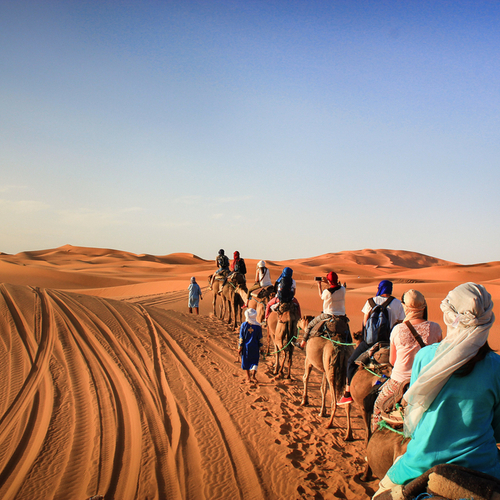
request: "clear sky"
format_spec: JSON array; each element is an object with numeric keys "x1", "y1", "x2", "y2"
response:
[{"x1": 1, "y1": 1, "x2": 499, "y2": 264}]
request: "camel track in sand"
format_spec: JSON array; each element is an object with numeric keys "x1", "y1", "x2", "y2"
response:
[{"x1": 0, "y1": 284, "x2": 376, "y2": 499}]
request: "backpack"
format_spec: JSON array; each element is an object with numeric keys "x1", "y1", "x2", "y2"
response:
[
  {"x1": 277, "y1": 276, "x2": 294, "y2": 303},
  {"x1": 363, "y1": 296, "x2": 395, "y2": 345},
  {"x1": 218, "y1": 254, "x2": 229, "y2": 269}
]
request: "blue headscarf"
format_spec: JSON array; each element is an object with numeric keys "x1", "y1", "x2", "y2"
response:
[
  {"x1": 377, "y1": 280, "x2": 393, "y2": 296},
  {"x1": 277, "y1": 267, "x2": 293, "y2": 283}
]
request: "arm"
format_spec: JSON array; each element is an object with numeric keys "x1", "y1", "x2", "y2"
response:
[
  {"x1": 389, "y1": 336, "x2": 397, "y2": 366},
  {"x1": 317, "y1": 281, "x2": 323, "y2": 298}
]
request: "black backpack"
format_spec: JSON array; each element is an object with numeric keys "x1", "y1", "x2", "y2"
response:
[
  {"x1": 363, "y1": 296, "x2": 394, "y2": 345},
  {"x1": 277, "y1": 276, "x2": 294, "y2": 303},
  {"x1": 218, "y1": 254, "x2": 229, "y2": 268}
]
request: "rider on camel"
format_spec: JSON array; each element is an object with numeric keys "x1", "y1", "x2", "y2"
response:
[
  {"x1": 265, "y1": 267, "x2": 301, "y2": 318},
  {"x1": 245, "y1": 260, "x2": 273, "y2": 308},
  {"x1": 338, "y1": 279, "x2": 405, "y2": 405},
  {"x1": 220, "y1": 251, "x2": 247, "y2": 292},
  {"x1": 298, "y1": 271, "x2": 349, "y2": 349},
  {"x1": 208, "y1": 249, "x2": 230, "y2": 290}
]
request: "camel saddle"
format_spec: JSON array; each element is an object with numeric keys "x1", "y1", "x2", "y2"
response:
[
  {"x1": 251, "y1": 285, "x2": 275, "y2": 300},
  {"x1": 309, "y1": 315, "x2": 350, "y2": 343},
  {"x1": 355, "y1": 342, "x2": 391, "y2": 370},
  {"x1": 377, "y1": 464, "x2": 500, "y2": 500},
  {"x1": 214, "y1": 269, "x2": 230, "y2": 280}
]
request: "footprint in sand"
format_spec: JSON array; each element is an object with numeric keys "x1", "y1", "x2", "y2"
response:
[{"x1": 279, "y1": 422, "x2": 292, "y2": 435}]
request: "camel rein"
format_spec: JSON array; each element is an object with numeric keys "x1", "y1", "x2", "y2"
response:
[
  {"x1": 268, "y1": 333, "x2": 298, "y2": 355},
  {"x1": 320, "y1": 335, "x2": 356, "y2": 347}
]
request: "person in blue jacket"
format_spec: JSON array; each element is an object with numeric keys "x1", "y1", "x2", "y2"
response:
[{"x1": 373, "y1": 282, "x2": 500, "y2": 498}]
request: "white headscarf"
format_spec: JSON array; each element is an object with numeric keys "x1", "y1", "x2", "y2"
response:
[
  {"x1": 403, "y1": 282, "x2": 494, "y2": 437},
  {"x1": 245, "y1": 308, "x2": 260, "y2": 326}
]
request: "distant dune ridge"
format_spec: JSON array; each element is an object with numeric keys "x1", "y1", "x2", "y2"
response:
[{"x1": 0, "y1": 245, "x2": 499, "y2": 499}]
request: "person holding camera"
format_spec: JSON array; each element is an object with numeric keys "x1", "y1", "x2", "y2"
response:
[{"x1": 298, "y1": 272, "x2": 348, "y2": 349}]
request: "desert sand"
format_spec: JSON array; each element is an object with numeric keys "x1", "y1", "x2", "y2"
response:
[{"x1": 0, "y1": 245, "x2": 499, "y2": 500}]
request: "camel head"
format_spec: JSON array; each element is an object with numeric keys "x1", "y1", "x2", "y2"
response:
[{"x1": 297, "y1": 315, "x2": 314, "y2": 333}]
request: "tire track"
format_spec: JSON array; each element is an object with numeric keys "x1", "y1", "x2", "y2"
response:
[{"x1": 146, "y1": 309, "x2": 266, "y2": 500}]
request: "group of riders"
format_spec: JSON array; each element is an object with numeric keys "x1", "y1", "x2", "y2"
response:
[{"x1": 208, "y1": 249, "x2": 500, "y2": 499}]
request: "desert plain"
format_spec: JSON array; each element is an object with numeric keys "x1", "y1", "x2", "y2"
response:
[{"x1": 0, "y1": 244, "x2": 499, "y2": 500}]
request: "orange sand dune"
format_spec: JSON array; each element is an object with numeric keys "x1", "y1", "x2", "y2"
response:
[{"x1": 1, "y1": 245, "x2": 500, "y2": 499}]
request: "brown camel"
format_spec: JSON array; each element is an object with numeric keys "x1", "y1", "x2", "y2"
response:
[
  {"x1": 219, "y1": 272, "x2": 247, "y2": 330},
  {"x1": 239, "y1": 285, "x2": 275, "y2": 325},
  {"x1": 266, "y1": 302, "x2": 299, "y2": 379},
  {"x1": 345, "y1": 346, "x2": 392, "y2": 444},
  {"x1": 343, "y1": 345, "x2": 393, "y2": 481},
  {"x1": 208, "y1": 273, "x2": 226, "y2": 318},
  {"x1": 299, "y1": 317, "x2": 354, "y2": 429}
]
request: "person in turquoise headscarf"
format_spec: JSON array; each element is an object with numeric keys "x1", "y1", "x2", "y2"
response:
[{"x1": 373, "y1": 282, "x2": 500, "y2": 499}]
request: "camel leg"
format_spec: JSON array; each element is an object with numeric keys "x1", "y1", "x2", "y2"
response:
[
  {"x1": 286, "y1": 350, "x2": 293, "y2": 379},
  {"x1": 300, "y1": 360, "x2": 313, "y2": 406},
  {"x1": 344, "y1": 402, "x2": 353, "y2": 441},
  {"x1": 325, "y1": 372, "x2": 337, "y2": 428},
  {"x1": 319, "y1": 374, "x2": 327, "y2": 418},
  {"x1": 273, "y1": 349, "x2": 280, "y2": 376}
]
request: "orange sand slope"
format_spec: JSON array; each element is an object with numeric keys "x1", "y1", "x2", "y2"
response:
[{"x1": 1, "y1": 245, "x2": 500, "y2": 500}]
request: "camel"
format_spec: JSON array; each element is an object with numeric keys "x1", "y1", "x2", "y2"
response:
[
  {"x1": 219, "y1": 272, "x2": 247, "y2": 330},
  {"x1": 208, "y1": 273, "x2": 227, "y2": 318},
  {"x1": 238, "y1": 285, "x2": 275, "y2": 326},
  {"x1": 345, "y1": 345, "x2": 392, "y2": 444},
  {"x1": 339, "y1": 344, "x2": 396, "y2": 482},
  {"x1": 299, "y1": 316, "x2": 354, "y2": 429},
  {"x1": 266, "y1": 302, "x2": 299, "y2": 379}
]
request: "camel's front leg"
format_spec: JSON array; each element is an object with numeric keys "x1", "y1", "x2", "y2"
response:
[
  {"x1": 286, "y1": 350, "x2": 293, "y2": 379},
  {"x1": 344, "y1": 402, "x2": 353, "y2": 441},
  {"x1": 273, "y1": 349, "x2": 280, "y2": 376}
]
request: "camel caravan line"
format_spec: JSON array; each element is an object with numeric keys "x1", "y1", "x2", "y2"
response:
[{"x1": 206, "y1": 258, "x2": 500, "y2": 499}]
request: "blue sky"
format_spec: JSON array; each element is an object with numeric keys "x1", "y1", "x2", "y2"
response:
[{"x1": 1, "y1": 1, "x2": 499, "y2": 264}]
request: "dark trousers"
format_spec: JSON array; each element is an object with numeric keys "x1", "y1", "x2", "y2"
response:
[{"x1": 347, "y1": 340, "x2": 371, "y2": 385}]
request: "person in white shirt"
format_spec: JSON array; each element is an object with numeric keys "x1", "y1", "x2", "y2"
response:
[
  {"x1": 299, "y1": 272, "x2": 349, "y2": 349},
  {"x1": 245, "y1": 260, "x2": 273, "y2": 308}
]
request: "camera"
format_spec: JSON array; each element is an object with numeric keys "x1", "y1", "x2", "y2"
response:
[{"x1": 314, "y1": 277, "x2": 322, "y2": 281}]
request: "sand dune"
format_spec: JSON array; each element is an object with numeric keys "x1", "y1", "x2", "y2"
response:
[{"x1": 0, "y1": 245, "x2": 499, "y2": 499}]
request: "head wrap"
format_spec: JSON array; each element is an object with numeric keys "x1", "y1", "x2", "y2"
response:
[
  {"x1": 403, "y1": 283, "x2": 494, "y2": 437},
  {"x1": 402, "y1": 289, "x2": 426, "y2": 321},
  {"x1": 258, "y1": 260, "x2": 266, "y2": 268},
  {"x1": 190, "y1": 277, "x2": 196, "y2": 283},
  {"x1": 327, "y1": 272, "x2": 338, "y2": 286},
  {"x1": 234, "y1": 251, "x2": 240, "y2": 259},
  {"x1": 277, "y1": 267, "x2": 293, "y2": 283},
  {"x1": 245, "y1": 308, "x2": 260, "y2": 325},
  {"x1": 377, "y1": 280, "x2": 393, "y2": 296}
]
